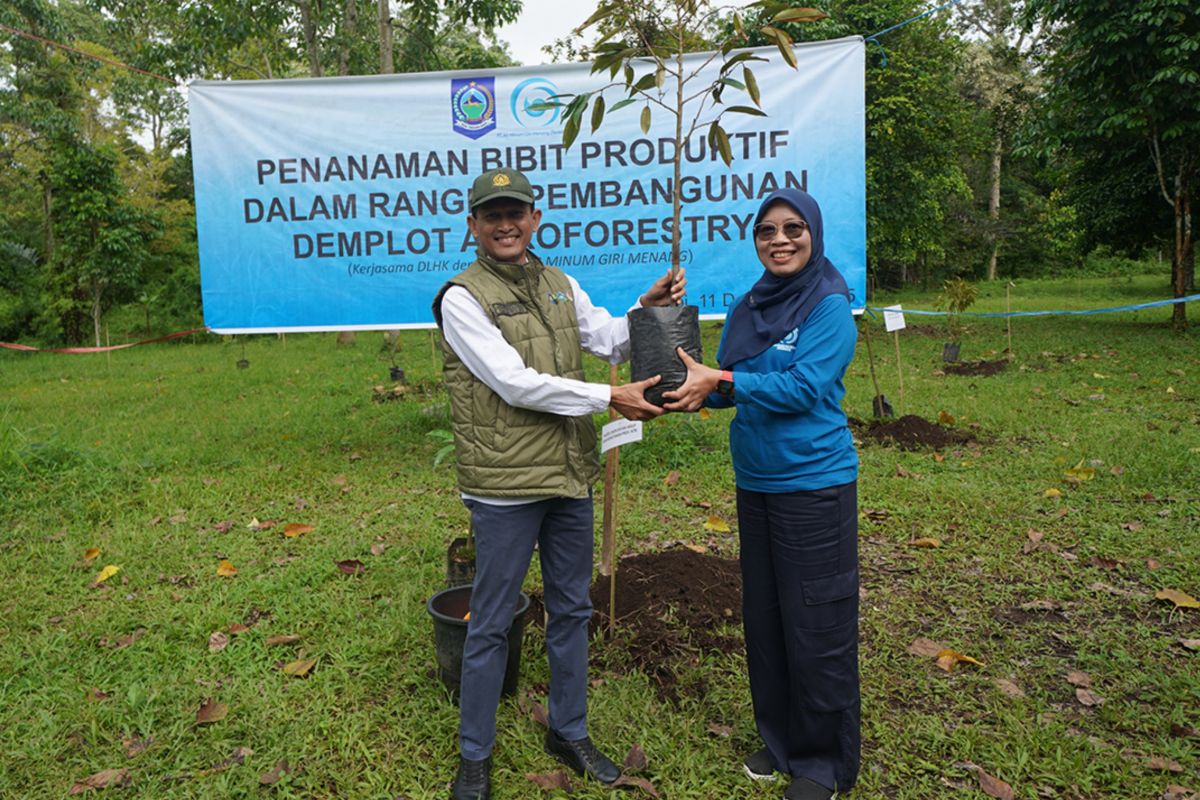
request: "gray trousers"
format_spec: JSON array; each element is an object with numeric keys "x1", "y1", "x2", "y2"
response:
[{"x1": 459, "y1": 496, "x2": 594, "y2": 760}]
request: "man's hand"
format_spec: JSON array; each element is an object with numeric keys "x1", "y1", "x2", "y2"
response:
[
  {"x1": 639, "y1": 267, "x2": 688, "y2": 307},
  {"x1": 610, "y1": 375, "x2": 665, "y2": 420},
  {"x1": 662, "y1": 348, "x2": 722, "y2": 412}
]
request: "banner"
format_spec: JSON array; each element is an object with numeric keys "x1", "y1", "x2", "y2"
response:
[{"x1": 189, "y1": 37, "x2": 865, "y2": 333}]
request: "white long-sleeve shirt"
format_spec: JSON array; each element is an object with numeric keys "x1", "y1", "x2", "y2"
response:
[{"x1": 439, "y1": 273, "x2": 637, "y2": 503}]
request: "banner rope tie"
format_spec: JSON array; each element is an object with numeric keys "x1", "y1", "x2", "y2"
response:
[{"x1": 864, "y1": 0, "x2": 967, "y2": 66}]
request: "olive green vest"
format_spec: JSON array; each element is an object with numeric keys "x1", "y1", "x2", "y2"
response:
[{"x1": 434, "y1": 251, "x2": 601, "y2": 498}]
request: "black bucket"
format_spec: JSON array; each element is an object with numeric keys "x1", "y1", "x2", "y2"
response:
[
  {"x1": 628, "y1": 305, "x2": 703, "y2": 407},
  {"x1": 427, "y1": 585, "x2": 530, "y2": 699}
]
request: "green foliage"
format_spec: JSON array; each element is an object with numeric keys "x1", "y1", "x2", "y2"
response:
[{"x1": 934, "y1": 276, "x2": 978, "y2": 340}]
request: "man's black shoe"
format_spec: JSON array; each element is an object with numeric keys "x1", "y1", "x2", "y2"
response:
[
  {"x1": 451, "y1": 755, "x2": 491, "y2": 800},
  {"x1": 544, "y1": 729, "x2": 620, "y2": 785}
]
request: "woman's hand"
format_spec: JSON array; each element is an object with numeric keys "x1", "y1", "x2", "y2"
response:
[
  {"x1": 662, "y1": 348, "x2": 722, "y2": 412},
  {"x1": 610, "y1": 375, "x2": 665, "y2": 420},
  {"x1": 639, "y1": 267, "x2": 687, "y2": 307}
]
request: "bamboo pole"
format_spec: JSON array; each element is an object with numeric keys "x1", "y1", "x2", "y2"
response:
[
  {"x1": 600, "y1": 364, "x2": 620, "y2": 636},
  {"x1": 893, "y1": 330, "x2": 904, "y2": 415}
]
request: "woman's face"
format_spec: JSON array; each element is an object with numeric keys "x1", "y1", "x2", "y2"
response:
[{"x1": 754, "y1": 202, "x2": 812, "y2": 278}]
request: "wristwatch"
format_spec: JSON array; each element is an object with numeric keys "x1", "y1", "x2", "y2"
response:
[{"x1": 715, "y1": 370, "x2": 735, "y2": 398}]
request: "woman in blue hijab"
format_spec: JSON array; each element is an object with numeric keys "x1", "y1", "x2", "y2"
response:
[{"x1": 664, "y1": 189, "x2": 859, "y2": 800}]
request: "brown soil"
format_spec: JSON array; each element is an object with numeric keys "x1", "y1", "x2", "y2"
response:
[
  {"x1": 944, "y1": 359, "x2": 1009, "y2": 377},
  {"x1": 528, "y1": 549, "x2": 744, "y2": 701},
  {"x1": 853, "y1": 414, "x2": 976, "y2": 451}
]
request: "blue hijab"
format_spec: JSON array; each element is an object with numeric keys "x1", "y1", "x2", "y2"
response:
[{"x1": 717, "y1": 188, "x2": 850, "y2": 369}]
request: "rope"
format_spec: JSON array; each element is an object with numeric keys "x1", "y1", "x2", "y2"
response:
[
  {"x1": 0, "y1": 328, "x2": 208, "y2": 354},
  {"x1": 865, "y1": 293, "x2": 1200, "y2": 319},
  {"x1": 0, "y1": 22, "x2": 178, "y2": 85},
  {"x1": 864, "y1": 0, "x2": 967, "y2": 66}
]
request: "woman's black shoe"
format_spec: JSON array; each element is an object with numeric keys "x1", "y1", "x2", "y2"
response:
[
  {"x1": 544, "y1": 729, "x2": 620, "y2": 785},
  {"x1": 784, "y1": 776, "x2": 834, "y2": 800},
  {"x1": 451, "y1": 755, "x2": 491, "y2": 800}
]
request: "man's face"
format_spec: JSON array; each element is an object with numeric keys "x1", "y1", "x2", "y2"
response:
[{"x1": 468, "y1": 199, "x2": 541, "y2": 263}]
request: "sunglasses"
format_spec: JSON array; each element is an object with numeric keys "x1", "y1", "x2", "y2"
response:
[{"x1": 753, "y1": 220, "x2": 809, "y2": 241}]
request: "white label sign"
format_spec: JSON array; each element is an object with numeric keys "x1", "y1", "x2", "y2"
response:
[
  {"x1": 883, "y1": 304, "x2": 906, "y2": 333},
  {"x1": 600, "y1": 419, "x2": 643, "y2": 454}
]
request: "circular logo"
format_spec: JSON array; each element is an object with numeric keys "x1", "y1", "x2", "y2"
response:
[
  {"x1": 453, "y1": 81, "x2": 496, "y2": 132},
  {"x1": 510, "y1": 77, "x2": 561, "y2": 129}
]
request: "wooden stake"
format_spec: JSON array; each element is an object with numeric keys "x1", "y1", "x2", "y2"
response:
[
  {"x1": 893, "y1": 330, "x2": 904, "y2": 414},
  {"x1": 104, "y1": 323, "x2": 111, "y2": 369},
  {"x1": 601, "y1": 364, "x2": 620, "y2": 636},
  {"x1": 1005, "y1": 282, "x2": 1014, "y2": 360}
]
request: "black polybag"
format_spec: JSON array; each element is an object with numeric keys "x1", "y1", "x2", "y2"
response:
[{"x1": 628, "y1": 305, "x2": 703, "y2": 407}]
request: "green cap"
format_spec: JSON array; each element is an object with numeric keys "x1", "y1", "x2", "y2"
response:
[{"x1": 468, "y1": 168, "x2": 535, "y2": 210}]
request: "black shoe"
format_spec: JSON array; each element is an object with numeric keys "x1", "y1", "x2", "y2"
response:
[
  {"x1": 784, "y1": 776, "x2": 834, "y2": 800},
  {"x1": 451, "y1": 756, "x2": 491, "y2": 800},
  {"x1": 743, "y1": 747, "x2": 778, "y2": 782},
  {"x1": 544, "y1": 729, "x2": 620, "y2": 785}
]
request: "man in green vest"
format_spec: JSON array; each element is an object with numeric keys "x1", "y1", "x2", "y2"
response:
[{"x1": 433, "y1": 167, "x2": 685, "y2": 800}]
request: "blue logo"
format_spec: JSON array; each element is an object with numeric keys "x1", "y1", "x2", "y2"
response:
[
  {"x1": 510, "y1": 77, "x2": 561, "y2": 129},
  {"x1": 774, "y1": 328, "x2": 799, "y2": 352},
  {"x1": 548, "y1": 290, "x2": 571, "y2": 305},
  {"x1": 451, "y1": 78, "x2": 496, "y2": 140}
]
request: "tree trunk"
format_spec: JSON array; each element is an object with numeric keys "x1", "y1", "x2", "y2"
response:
[
  {"x1": 378, "y1": 0, "x2": 393, "y2": 74},
  {"x1": 42, "y1": 178, "x2": 55, "y2": 261},
  {"x1": 299, "y1": 0, "x2": 323, "y2": 77},
  {"x1": 987, "y1": 131, "x2": 1002, "y2": 281},
  {"x1": 1172, "y1": 184, "x2": 1189, "y2": 328},
  {"x1": 338, "y1": 0, "x2": 358, "y2": 76},
  {"x1": 92, "y1": 282, "x2": 103, "y2": 347}
]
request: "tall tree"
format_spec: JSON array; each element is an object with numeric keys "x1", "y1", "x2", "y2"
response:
[{"x1": 1026, "y1": 0, "x2": 1199, "y2": 325}]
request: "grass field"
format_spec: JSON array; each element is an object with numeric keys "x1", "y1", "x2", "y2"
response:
[{"x1": 1, "y1": 272, "x2": 1197, "y2": 799}]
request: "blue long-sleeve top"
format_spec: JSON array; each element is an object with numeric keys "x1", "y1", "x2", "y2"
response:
[{"x1": 708, "y1": 293, "x2": 859, "y2": 492}]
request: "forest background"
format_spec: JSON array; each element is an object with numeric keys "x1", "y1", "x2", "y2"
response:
[{"x1": 1, "y1": 0, "x2": 1198, "y2": 346}]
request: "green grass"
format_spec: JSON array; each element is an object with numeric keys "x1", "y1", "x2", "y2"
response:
[{"x1": 1, "y1": 272, "x2": 1198, "y2": 798}]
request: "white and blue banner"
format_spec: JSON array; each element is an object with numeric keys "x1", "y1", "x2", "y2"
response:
[{"x1": 189, "y1": 36, "x2": 865, "y2": 333}]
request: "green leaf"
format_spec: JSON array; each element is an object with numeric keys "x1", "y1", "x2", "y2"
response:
[
  {"x1": 632, "y1": 72, "x2": 658, "y2": 92},
  {"x1": 720, "y1": 77, "x2": 746, "y2": 91},
  {"x1": 563, "y1": 114, "x2": 581, "y2": 150},
  {"x1": 711, "y1": 122, "x2": 733, "y2": 166},
  {"x1": 744, "y1": 67, "x2": 761, "y2": 106},
  {"x1": 640, "y1": 105, "x2": 652, "y2": 134},
  {"x1": 772, "y1": 7, "x2": 827, "y2": 23},
  {"x1": 525, "y1": 100, "x2": 563, "y2": 113},
  {"x1": 590, "y1": 94, "x2": 606, "y2": 133},
  {"x1": 725, "y1": 105, "x2": 768, "y2": 117},
  {"x1": 609, "y1": 97, "x2": 638, "y2": 112},
  {"x1": 577, "y1": 3, "x2": 615, "y2": 32},
  {"x1": 624, "y1": 63, "x2": 634, "y2": 85}
]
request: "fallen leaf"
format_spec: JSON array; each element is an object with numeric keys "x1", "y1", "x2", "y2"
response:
[
  {"x1": 370, "y1": 542, "x2": 386, "y2": 556},
  {"x1": 1019, "y1": 599, "x2": 1060, "y2": 611},
  {"x1": 960, "y1": 762, "x2": 1014, "y2": 800},
  {"x1": 259, "y1": 759, "x2": 291, "y2": 785},
  {"x1": 526, "y1": 771, "x2": 573, "y2": 791},
  {"x1": 113, "y1": 628, "x2": 147, "y2": 649},
  {"x1": 1156, "y1": 588, "x2": 1200, "y2": 610},
  {"x1": 1163, "y1": 785, "x2": 1198, "y2": 800},
  {"x1": 907, "y1": 638, "x2": 945, "y2": 658},
  {"x1": 863, "y1": 508, "x2": 890, "y2": 521},
  {"x1": 1170, "y1": 723, "x2": 1200, "y2": 739},
  {"x1": 684, "y1": 543, "x2": 708, "y2": 554},
  {"x1": 896, "y1": 464, "x2": 911, "y2": 478},
  {"x1": 247, "y1": 518, "x2": 277, "y2": 531},
  {"x1": 623, "y1": 743, "x2": 648, "y2": 772},
  {"x1": 1064, "y1": 460, "x2": 1096, "y2": 482},
  {"x1": 612, "y1": 774, "x2": 661, "y2": 797},
  {"x1": 208, "y1": 631, "x2": 229, "y2": 653},
  {"x1": 1089, "y1": 556, "x2": 1121, "y2": 570},
  {"x1": 92, "y1": 564, "x2": 120, "y2": 586},
  {"x1": 69, "y1": 768, "x2": 130, "y2": 795},
  {"x1": 266, "y1": 634, "x2": 301, "y2": 646},
  {"x1": 1121, "y1": 521, "x2": 1145, "y2": 532},
  {"x1": 1043, "y1": 488, "x2": 1061, "y2": 498},
  {"x1": 938, "y1": 410, "x2": 956, "y2": 425},
  {"x1": 293, "y1": 497, "x2": 308, "y2": 511},
  {"x1": 936, "y1": 649, "x2": 985, "y2": 672},
  {"x1": 705, "y1": 722, "x2": 733, "y2": 737},
  {"x1": 1146, "y1": 557, "x2": 1161, "y2": 570},
  {"x1": 122, "y1": 736, "x2": 152, "y2": 758},
  {"x1": 703, "y1": 515, "x2": 730, "y2": 533},
  {"x1": 698, "y1": 408, "x2": 712, "y2": 420},
  {"x1": 994, "y1": 678, "x2": 1026, "y2": 698},
  {"x1": 86, "y1": 687, "x2": 110, "y2": 702},
  {"x1": 663, "y1": 470, "x2": 681, "y2": 486},
  {"x1": 83, "y1": 547, "x2": 101, "y2": 562},
  {"x1": 228, "y1": 623, "x2": 250, "y2": 635},
  {"x1": 1066, "y1": 670, "x2": 1092, "y2": 687},
  {"x1": 908, "y1": 537, "x2": 940, "y2": 548},
  {"x1": 1109, "y1": 465, "x2": 1125, "y2": 476},
  {"x1": 282, "y1": 658, "x2": 317, "y2": 678},
  {"x1": 1179, "y1": 639, "x2": 1200, "y2": 652},
  {"x1": 1146, "y1": 756, "x2": 1184, "y2": 773},
  {"x1": 335, "y1": 559, "x2": 365, "y2": 575},
  {"x1": 213, "y1": 520, "x2": 234, "y2": 533},
  {"x1": 216, "y1": 560, "x2": 238, "y2": 577},
  {"x1": 196, "y1": 698, "x2": 229, "y2": 725},
  {"x1": 1075, "y1": 687, "x2": 1105, "y2": 706},
  {"x1": 282, "y1": 523, "x2": 313, "y2": 538},
  {"x1": 933, "y1": 452, "x2": 945, "y2": 462}
]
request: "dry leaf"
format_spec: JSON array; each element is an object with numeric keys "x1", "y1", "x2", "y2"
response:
[
  {"x1": 1156, "y1": 589, "x2": 1200, "y2": 609},
  {"x1": 935, "y1": 649, "x2": 985, "y2": 672},
  {"x1": 1171, "y1": 723, "x2": 1200, "y2": 739},
  {"x1": 282, "y1": 523, "x2": 313, "y2": 538},
  {"x1": 69, "y1": 768, "x2": 130, "y2": 795},
  {"x1": 331, "y1": 474, "x2": 348, "y2": 486},
  {"x1": 265, "y1": 634, "x2": 301, "y2": 647},
  {"x1": 663, "y1": 470, "x2": 681, "y2": 486},
  {"x1": 1146, "y1": 557, "x2": 1161, "y2": 570},
  {"x1": 963, "y1": 763, "x2": 1015, "y2": 800},
  {"x1": 208, "y1": 631, "x2": 229, "y2": 653},
  {"x1": 706, "y1": 722, "x2": 733, "y2": 737},
  {"x1": 1146, "y1": 756, "x2": 1185, "y2": 773},
  {"x1": 370, "y1": 542, "x2": 386, "y2": 556},
  {"x1": 1019, "y1": 599, "x2": 1060, "y2": 611},
  {"x1": 1064, "y1": 460, "x2": 1096, "y2": 481},
  {"x1": 114, "y1": 628, "x2": 147, "y2": 649},
  {"x1": 282, "y1": 658, "x2": 317, "y2": 677},
  {"x1": 612, "y1": 774, "x2": 661, "y2": 797},
  {"x1": 703, "y1": 516, "x2": 730, "y2": 533},
  {"x1": 92, "y1": 564, "x2": 120, "y2": 586},
  {"x1": 196, "y1": 698, "x2": 229, "y2": 725},
  {"x1": 684, "y1": 543, "x2": 708, "y2": 554},
  {"x1": 938, "y1": 410, "x2": 956, "y2": 425},
  {"x1": 335, "y1": 559, "x2": 365, "y2": 575},
  {"x1": 908, "y1": 638, "x2": 945, "y2": 658},
  {"x1": 994, "y1": 678, "x2": 1026, "y2": 698},
  {"x1": 698, "y1": 408, "x2": 712, "y2": 420},
  {"x1": 908, "y1": 537, "x2": 940, "y2": 548},
  {"x1": 86, "y1": 687, "x2": 110, "y2": 702},
  {"x1": 122, "y1": 736, "x2": 152, "y2": 758},
  {"x1": 213, "y1": 520, "x2": 234, "y2": 533},
  {"x1": 1110, "y1": 465, "x2": 1125, "y2": 476},
  {"x1": 259, "y1": 759, "x2": 291, "y2": 785},
  {"x1": 228, "y1": 623, "x2": 249, "y2": 635},
  {"x1": 1066, "y1": 670, "x2": 1092, "y2": 687},
  {"x1": 216, "y1": 560, "x2": 237, "y2": 577},
  {"x1": 1163, "y1": 785, "x2": 1198, "y2": 800},
  {"x1": 623, "y1": 743, "x2": 649, "y2": 772},
  {"x1": 1075, "y1": 688, "x2": 1105, "y2": 706},
  {"x1": 932, "y1": 452, "x2": 945, "y2": 462},
  {"x1": 526, "y1": 771, "x2": 573, "y2": 791},
  {"x1": 83, "y1": 547, "x2": 101, "y2": 562},
  {"x1": 1043, "y1": 488, "x2": 1062, "y2": 498},
  {"x1": 1179, "y1": 638, "x2": 1200, "y2": 651}
]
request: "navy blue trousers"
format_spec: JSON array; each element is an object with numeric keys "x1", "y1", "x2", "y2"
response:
[
  {"x1": 458, "y1": 496, "x2": 594, "y2": 760},
  {"x1": 737, "y1": 481, "x2": 860, "y2": 793}
]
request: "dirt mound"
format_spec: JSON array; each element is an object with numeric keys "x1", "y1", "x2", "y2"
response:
[
  {"x1": 529, "y1": 549, "x2": 744, "y2": 701},
  {"x1": 858, "y1": 414, "x2": 975, "y2": 450},
  {"x1": 944, "y1": 359, "x2": 1008, "y2": 377}
]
